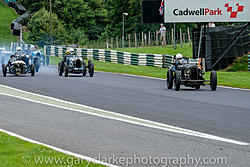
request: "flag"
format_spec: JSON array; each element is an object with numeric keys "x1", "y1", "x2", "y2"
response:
[{"x1": 159, "y1": 0, "x2": 164, "y2": 15}]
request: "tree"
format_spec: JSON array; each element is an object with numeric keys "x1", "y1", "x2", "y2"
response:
[
  {"x1": 52, "y1": 0, "x2": 107, "y2": 40},
  {"x1": 27, "y1": 8, "x2": 70, "y2": 45},
  {"x1": 22, "y1": 0, "x2": 200, "y2": 45},
  {"x1": 69, "y1": 28, "x2": 88, "y2": 46}
]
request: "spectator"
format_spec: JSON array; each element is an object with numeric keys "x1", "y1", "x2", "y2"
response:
[{"x1": 158, "y1": 24, "x2": 166, "y2": 47}]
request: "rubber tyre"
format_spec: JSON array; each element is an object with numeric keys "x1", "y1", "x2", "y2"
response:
[
  {"x1": 64, "y1": 62, "x2": 69, "y2": 77},
  {"x1": 31, "y1": 64, "x2": 35, "y2": 76},
  {"x1": 58, "y1": 62, "x2": 63, "y2": 76},
  {"x1": 46, "y1": 56, "x2": 50, "y2": 65},
  {"x1": 174, "y1": 71, "x2": 181, "y2": 91},
  {"x1": 167, "y1": 69, "x2": 173, "y2": 89},
  {"x1": 82, "y1": 61, "x2": 87, "y2": 77},
  {"x1": 35, "y1": 62, "x2": 39, "y2": 72},
  {"x1": 210, "y1": 70, "x2": 217, "y2": 91},
  {"x1": 2, "y1": 64, "x2": 6, "y2": 77},
  {"x1": 88, "y1": 60, "x2": 94, "y2": 77}
]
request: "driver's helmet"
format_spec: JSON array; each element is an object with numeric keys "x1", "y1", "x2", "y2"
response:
[
  {"x1": 16, "y1": 47, "x2": 22, "y2": 52},
  {"x1": 16, "y1": 47, "x2": 23, "y2": 55},
  {"x1": 30, "y1": 45, "x2": 36, "y2": 51},
  {"x1": 65, "y1": 48, "x2": 75, "y2": 55},
  {"x1": 65, "y1": 49, "x2": 70, "y2": 55},
  {"x1": 176, "y1": 53, "x2": 183, "y2": 62}
]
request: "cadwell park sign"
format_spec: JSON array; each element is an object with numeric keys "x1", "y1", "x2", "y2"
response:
[{"x1": 164, "y1": 0, "x2": 250, "y2": 22}]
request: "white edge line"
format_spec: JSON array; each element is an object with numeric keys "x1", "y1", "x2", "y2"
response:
[
  {"x1": 217, "y1": 85, "x2": 250, "y2": 91},
  {"x1": 0, "y1": 129, "x2": 118, "y2": 167},
  {"x1": 96, "y1": 71, "x2": 250, "y2": 91},
  {"x1": 0, "y1": 84, "x2": 249, "y2": 146}
]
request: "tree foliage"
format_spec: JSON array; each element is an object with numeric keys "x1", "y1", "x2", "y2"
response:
[
  {"x1": 27, "y1": 8, "x2": 69, "y2": 45},
  {"x1": 21, "y1": 0, "x2": 199, "y2": 45}
]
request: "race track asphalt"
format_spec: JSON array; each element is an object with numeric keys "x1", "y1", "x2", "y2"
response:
[
  {"x1": 0, "y1": 95, "x2": 249, "y2": 167},
  {"x1": 0, "y1": 66, "x2": 250, "y2": 166}
]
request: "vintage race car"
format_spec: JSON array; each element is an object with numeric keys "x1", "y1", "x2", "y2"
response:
[
  {"x1": 30, "y1": 50, "x2": 49, "y2": 72},
  {"x1": 167, "y1": 58, "x2": 217, "y2": 91},
  {"x1": 2, "y1": 54, "x2": 35, "y2": 77},
  {"x1": 58, "y1": 54, "x2": 94, "y2": 77}
]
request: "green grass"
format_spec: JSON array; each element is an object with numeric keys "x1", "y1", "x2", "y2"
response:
[
  {"x1": 0, "y1": 1, "x2": 18, "y2": 47},
  {"x1": 204, "y1": 71, "x2": 250, "y2": 89},
  {"x1": 50, "y1": 56, "x2": 166, "y2": 78},
  {"x1": 50, "y1": 56, "x2": 250, "y2": 89},
  {"x1": 0, "y1": 132, "x2": 105, "y2": 167},
  {"x1": 116, "y1": 44, "x2": 193, "y2": 58}
]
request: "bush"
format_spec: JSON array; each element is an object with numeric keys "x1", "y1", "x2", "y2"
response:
[{"x1": 226, "y1": 55, "x2": 248, "y2": 72}]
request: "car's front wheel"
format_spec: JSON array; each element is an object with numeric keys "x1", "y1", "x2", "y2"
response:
[
  {"x1": 2, "y1": 64, "x2": 7, "y2": 77},
  {"x1": 34, "y1": 59, "x2": 40, "y2": 72},
  {"x1": 46, "y1": 56, "x2": 50, "y2": 65},
  {"x1": 167, "y1": 69, "x2": 173, "y2": 89},
  {"x1": 58, "y1": 62, "x2": 63, "y2": 76},
  {"x1": 31, "y1": 64, "x2": 35, "y2": 77},
  {"x1": 88, "y1": 60, "x2": 94, "y2": 77},
  {"x1": 64, "y1": 62, "x2": 69, "y2": 77},
  {"x1": 174, "y1": 71, "x2": 181, "y2": 91},
  {"x1": 210, "y1": 70, "x2": 217, "y2": 91},
  {"x1": 82, "y1": 61, "x2": 87, "y2": 77}
]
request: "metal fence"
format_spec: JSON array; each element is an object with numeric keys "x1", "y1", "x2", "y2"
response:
[
  {"x1": 193, "y1": 24, "x2": 250, "y2": 70},
  {"x1": 107, "y1": 29, "x2": 192, "y2": 49}
]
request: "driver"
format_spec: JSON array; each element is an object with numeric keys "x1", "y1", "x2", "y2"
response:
[
  {"x1": 30, "y1": 45, "x2": 36, "y2": 51},
  {"x1": 15, "y1": 47, "x2": 23, "y2": 55},
  {"x1": 172, "y1": 53, "x2": 183, "y2": 72},
  {"x1": 62, "y1": 48, "x2": 75, "y2": 63}
]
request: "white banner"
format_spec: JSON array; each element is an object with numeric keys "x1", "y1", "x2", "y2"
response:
[{"x1": 164, "y1": 0, "x2": 250, "y2": 22}]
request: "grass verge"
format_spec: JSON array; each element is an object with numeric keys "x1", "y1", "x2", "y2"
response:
[
  {"x1": 50, "y1": 56, "x2": 250, "y2": 89},
  {"x1": 0, "y1": 1, "x2": 18, "y2": 47},
  {"x1": 0, "y1": 131, "x2": 105, "y2": 167},
  {"x1": 116, "y1": 44, "x2": 193, "y2": 58}
]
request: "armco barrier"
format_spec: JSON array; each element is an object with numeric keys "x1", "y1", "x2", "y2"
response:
[
  {"x1": 248, "y1": 55, "x2": 250, "y2": 71},
  {"x1": 12, "y1": 43, "x2": 200, "y2": 68},
  {"x1": 43, "y1": 45, "x2": 174, "y2": 68}
]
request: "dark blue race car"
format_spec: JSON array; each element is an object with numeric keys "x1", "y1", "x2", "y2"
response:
[{"x1": 30, "y1": 50, "x2": 50, "y2": 72}]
